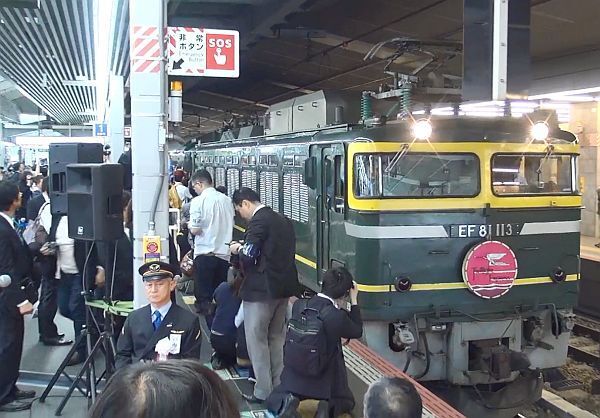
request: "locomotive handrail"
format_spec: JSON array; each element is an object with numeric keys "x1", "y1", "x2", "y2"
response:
[{"x1": 495, "y1": 205, "x2": 583, "y2": 212}]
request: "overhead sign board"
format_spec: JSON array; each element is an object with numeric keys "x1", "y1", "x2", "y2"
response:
[
  {"x1": 94, "y1": 123, "x2": 107, "y2": 137},
  {"x1": 167, "y1": 27, "x2": 239, "y2": 78}
]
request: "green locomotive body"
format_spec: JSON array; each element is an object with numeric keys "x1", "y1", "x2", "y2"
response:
[{"x1": 185, "y1": 93, "x2": 580, "y2": 413}]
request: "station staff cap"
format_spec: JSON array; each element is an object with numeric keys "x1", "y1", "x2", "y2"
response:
[{"x1": 138, "y1": 261, "x2": 176, "y2": 282}]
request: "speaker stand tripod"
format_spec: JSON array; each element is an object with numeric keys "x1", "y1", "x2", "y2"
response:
[
  {"x1": 39, "y1": 240, "x2": 119, "y2": 416},
  {"x1": 39, "y1": 296, "x2": 118, "y2": 415}
]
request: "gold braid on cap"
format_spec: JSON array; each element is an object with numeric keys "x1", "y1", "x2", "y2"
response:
[{"x1": 143, "y1": 263, "x2": 174, "y2": 279}]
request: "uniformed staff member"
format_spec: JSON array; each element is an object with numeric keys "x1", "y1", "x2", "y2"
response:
[{"x1": 115, "y1": 261, "x2": 202, "y2": 368}]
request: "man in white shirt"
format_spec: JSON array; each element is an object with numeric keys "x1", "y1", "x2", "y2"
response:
[
  {"x1": 188, "y1": 169, "x2": 234, "y2": 326},
  {"x1": 32, "y1": 178, "x2": 72, "y2": 346},
  {"x1": 40, "y1": 205, "x2": 87, "y2": 365}
]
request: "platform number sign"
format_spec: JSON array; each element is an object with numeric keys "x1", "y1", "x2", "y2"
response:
[
  {"x1": 94, "y1": 123, "x2": 107, "y2": 137},
  {"x1": 168, "y1": 27, "x2": 239, "y2": 78}
]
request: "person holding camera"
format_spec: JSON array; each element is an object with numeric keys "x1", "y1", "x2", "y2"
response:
[
  {"x1": 229, "y1": 187, "x2": 301, "y2": 404},
  {"x1": 0, "y1": 180, "x2": 37, "y2": 412},
  {"x1": 268, "y1": 267, "x2": 363, "y2": 418}
]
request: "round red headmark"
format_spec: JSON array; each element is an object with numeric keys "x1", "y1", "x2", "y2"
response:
[{"x1": 462, "y1": 241, "x2": 518, "y2": 299}]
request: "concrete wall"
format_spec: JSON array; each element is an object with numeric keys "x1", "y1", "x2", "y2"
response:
[{"x1": 570, "y1": 103, "x2": 600, "y2": 237}]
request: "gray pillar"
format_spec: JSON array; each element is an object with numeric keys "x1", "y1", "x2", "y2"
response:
[
  {"x1": 108, "y1": 74, "x2": 125, "y2": 163},
  {"x1": 129, "y1": 0, "x2": 170, "y2": 308},
  {"x1": 491, "y1": 0, "x2": 508, "y2": 101}
]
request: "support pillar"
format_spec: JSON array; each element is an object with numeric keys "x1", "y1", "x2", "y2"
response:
[
  {"x1": 570, "y1": 102, "x2": 600, "y2": 237},
  {"x1": 129, "y1": 0, "x2": 169, "y2": 308},
  {"x1": 108, "y1": 74, "x2": 125, "y2": 163}
]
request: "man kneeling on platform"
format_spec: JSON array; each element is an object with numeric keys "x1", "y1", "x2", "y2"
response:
[
  {"x1": 115, "y1": 261, "x2": 202, "y2": 368},
  {"x1": 267, "y1": 267, "x2": 363, "y2": 418}
]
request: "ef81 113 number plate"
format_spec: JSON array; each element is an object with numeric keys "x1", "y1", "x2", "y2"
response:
[{"x1": 449, "y1": 223, "x2": 522, "y2": 238}]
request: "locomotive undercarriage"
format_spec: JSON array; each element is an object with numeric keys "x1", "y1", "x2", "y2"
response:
[{"x1": 362, "y1": 308, "x2": 574, "y2": 415}]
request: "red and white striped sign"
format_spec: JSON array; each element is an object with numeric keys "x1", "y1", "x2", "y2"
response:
[
  {"x1": 167, "y1": 27, "x2": 239, "y2": 78},
  {"x1": 130, "y1": 25, "x2": 162, "y2": 74}
]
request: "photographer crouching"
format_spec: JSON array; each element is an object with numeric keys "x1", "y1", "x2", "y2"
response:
[{"x1": 267, "y1": 267, "x2": 363, "y2": 418}]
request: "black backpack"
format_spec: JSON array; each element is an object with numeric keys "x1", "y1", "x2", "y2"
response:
[{"x1": 284, "y1": 298, "x2": 329, "y2": 377}]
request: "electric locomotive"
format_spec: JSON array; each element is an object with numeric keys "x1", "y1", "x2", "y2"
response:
[{"x1": 185, "y1": 91, "x2": 580, "y2": 415}]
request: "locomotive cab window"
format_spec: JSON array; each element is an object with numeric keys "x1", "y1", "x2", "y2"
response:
[
  {"x1": 354, "y1": 153, "x2": 479, "y2": 198},
  {"x1": 492, "y1": 154, "x2": 576, "y2": 195},
  {"x1": 332, "y1": 155, "x2": 345, "y2": 212}
]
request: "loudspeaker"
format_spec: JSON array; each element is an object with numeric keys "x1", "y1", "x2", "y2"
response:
[
  {"x1": 49, "y1": 143, "x2": 103, "y2": 215},
  {"x1": 66, "y1": 163, "x2": 124, "y2": 241}
]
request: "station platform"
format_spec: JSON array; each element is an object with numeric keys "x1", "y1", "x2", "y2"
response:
[
  {"x1": 580, "y1": 235, "x2": 600, "y2": 263},
  {"x1": 6, "y1": 293, "x2": 464, "y2": 418},
  {"x1": 578, "y1": 235, "x2": 600, "y2": 319}
]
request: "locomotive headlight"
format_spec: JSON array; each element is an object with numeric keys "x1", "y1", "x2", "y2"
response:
[
  {"x1": 551, "y1": 267, "x2": 566, "y2": 283},
  {"x1": 412, "y1": 119, "x2": 433, "y2": 140},
  {"x1": 531, "y1": 122, "x2": 550, "y2": 141},
  {"x1": 394, "y1": 276, "x2": 412, "y2": 292}
]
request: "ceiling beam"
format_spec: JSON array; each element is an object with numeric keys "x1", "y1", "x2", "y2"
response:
[
  {"x1": 194, "y1": 89, "x2": 270, "y2": 108},
  {"x1": 243, "y1": 0, "x2": 309, "y2": 49},
  {"x1": 183, "y1": 101, "x2": 249, "y2": 117},
  {"x1": 292, "y1": 0, "x2": 449, "y2": 65},
  {"x1": 0, "y1": 95, "x2": 21, "y2": 122},
  {"x1": 264, "y1": 80, "x2": 314, "y2": 94},
  {"x1": 235, "y1": 59, "x2": 384, "y2": 111}
]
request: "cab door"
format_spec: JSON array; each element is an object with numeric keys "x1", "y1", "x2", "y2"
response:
[{"x1": 315, "y1": 144, "x2": 345, "y2": 283}]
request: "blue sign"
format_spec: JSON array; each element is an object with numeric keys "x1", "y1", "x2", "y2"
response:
[{"x1": 94, "y1": 123, "x2": 107, "y2": 137}]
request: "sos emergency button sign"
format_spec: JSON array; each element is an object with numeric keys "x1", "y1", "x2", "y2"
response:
[{"x1": 168, "y1": 27, "x2": 239, "y2": 78}]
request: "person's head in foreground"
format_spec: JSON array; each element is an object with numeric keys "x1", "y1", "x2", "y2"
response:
[
  {"x1": 88, "y1": 359, "x2": 239, "y2": 418},
  {"x1": 363, "y1": 376, "x2": 423, "y2": 418}
]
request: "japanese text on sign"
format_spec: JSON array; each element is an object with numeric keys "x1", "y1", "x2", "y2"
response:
[{"x1": 168, "y1": 27, "x2": 239, "y2": 78}]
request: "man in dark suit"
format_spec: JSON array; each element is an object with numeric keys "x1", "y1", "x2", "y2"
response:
[
  {"x1": 115, "y1": 261, "x2": 201, "y2": 368},
  {"x1": 230, "y1": 187, "x2": 301, "y2": 403},
  {"x1": 0, "y1": 181, "x2": 37, "y2": 412},
  {"x1": 269, "y1": 267, "x2": 363, "y2": 418}
]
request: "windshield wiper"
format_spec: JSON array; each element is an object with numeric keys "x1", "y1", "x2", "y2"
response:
[
  {"x1": 384, "y1": 143, "x2": 410, "y2": 174},
  {"x1": 536, "y1": 145, "x2": 554, "y2": 186}
]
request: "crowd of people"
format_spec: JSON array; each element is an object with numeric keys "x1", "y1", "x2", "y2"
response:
[
  {"x1": 0, "y1": 162, "x2": 424, "y2": 417},
  {"x1": 0, "y1": 160, "x2": 134, "y2": 412}
]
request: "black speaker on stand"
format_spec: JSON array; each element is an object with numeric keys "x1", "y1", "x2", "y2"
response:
[
  {"x1": 66, "y1": 163, "x2": 124, "y2": 242},
  {"x1": 48, "y1": 143, "x2": 103, "y2": 215},
  {"x1": 41, "y1": 163, "x2": 124, "y2": 414}
]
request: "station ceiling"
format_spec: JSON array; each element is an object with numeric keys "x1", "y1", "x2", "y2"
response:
[
  {"x1": 0, "y1": 0, "x2": 96, "y2": 124},
  {"x1": 1, "y1": 0, "x2": 599, "y2": 138},
  {"x1": 169, "y1": 0, "x2": 600, "y2": 138}
]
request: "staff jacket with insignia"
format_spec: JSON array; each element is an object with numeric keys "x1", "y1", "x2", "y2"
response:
[{"x1": 115, "y1": 303, "x2": 202, "y2": 368}]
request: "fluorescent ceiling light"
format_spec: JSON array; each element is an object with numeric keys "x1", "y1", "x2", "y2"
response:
[
  {"x1": 529, "y1": 86, "x2": 600, "y2": 100},
  {"x1": 63, "y1": 80, "x2": 96, "y2": 87},
  {"x1": 18, "y1": 113, "x2": 46, "y2": 124},
  {"x1": 543, "y1": 95, "x2": 595, "y2": 102}
]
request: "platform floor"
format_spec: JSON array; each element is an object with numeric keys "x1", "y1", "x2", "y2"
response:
[
  {"x1": 5, "y1": 293, "x2": 458, "y2": 418},
  {"x1": 581, "y1": 235, "x2": 600, "y2": 262}
]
